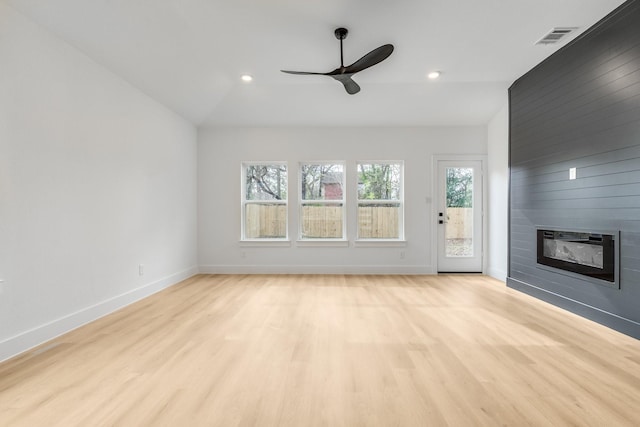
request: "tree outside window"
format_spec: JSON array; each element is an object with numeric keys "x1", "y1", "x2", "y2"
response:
[{"x1": 446, "y1": 167, "x2": 473, "y2": 208}]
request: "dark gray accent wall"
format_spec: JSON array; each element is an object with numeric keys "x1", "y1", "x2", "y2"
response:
[{"x1": 508, "y1": 0, "x2": 640, "y2": 338}]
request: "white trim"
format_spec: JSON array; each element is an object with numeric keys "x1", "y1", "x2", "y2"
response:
[
  {"x1": 296, "y1": 239, "x2": 349, "y2": 247},
  {"x1": 482, "y1": 158, "x2": 488, "y2": 275},
  {"x1": 239, "y1": 240, "x2": 291, "y2": 247},
  {"x1": 0, "y1": 266, "x2": 199, "y2": 364},
  {"x1": 353, "y1": 240, "x2": 407, "y2": 247},
  {"x1": 243, "y1": 200, "x2": 288, "y2": 205},
  {"x1": 487, "y1": 267, "x2": 507, "y2": 282},
  {"x1": 199, "y1": 264, "x2": 434, "y2": 275}
]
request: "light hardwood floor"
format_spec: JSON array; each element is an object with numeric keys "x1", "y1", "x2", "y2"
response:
[{"x1": 1, "y1": 274, "x2": 640, "y2": 426}]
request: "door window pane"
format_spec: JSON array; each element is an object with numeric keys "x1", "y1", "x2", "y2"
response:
[{"x1": 445, "y1": 167, "x2": 473, "y2": 257}]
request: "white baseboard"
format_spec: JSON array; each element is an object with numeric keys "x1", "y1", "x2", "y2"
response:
[
  {"x1": 199, "y1": 264, "x2": 435, "y2": 275},
  {"x1": 0, "y1": 266, "x2": 199, "y2": 363},
  {"x1": 487, "y1": 267, "x2": 507, "y2": 282}
]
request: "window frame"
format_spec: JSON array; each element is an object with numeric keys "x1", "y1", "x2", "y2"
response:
[
  {"x1": 241, "y1": 161, "x2": 289, "y2": 242},
  {"x1": 355, "y1": 160, "x2": 405, "y2": 242},
  {"x1": 297, "y1": 161, "x2": 347, "y2": 244}
]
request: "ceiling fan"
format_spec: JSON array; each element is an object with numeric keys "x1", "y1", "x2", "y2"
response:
[{"x1": 281, "y1": 27, "x2": 394, "y2": 95}]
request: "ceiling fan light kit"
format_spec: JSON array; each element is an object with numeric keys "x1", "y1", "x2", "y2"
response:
[{"x1": 281, "y1": 27, "x2": 394, "y2": 95}]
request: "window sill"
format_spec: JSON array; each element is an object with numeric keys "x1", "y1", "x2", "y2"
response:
[
  {"x1": 353, "y1": 239, "x2": 407, "y2": 247},
  {"x1": 296, "y1": 239, "x2": 349, "y2": 248},
  {"x1": 239, "y1": 240, "x2": 291, "y2": 247}
]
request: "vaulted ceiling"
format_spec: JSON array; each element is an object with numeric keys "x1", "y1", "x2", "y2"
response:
[{"x1": 6, "y1": 0, "x2": 627, "y2": 127}]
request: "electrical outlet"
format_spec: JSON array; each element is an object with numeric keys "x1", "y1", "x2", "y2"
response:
[
  {"x1": 400, "y1": 251, "x2": 405, "y2": 259},
  {"x1": 139, "y1": 264, "x2": 144, "y2": 276},
  {"x1": 240, "y1": 251, "x2": 246, "y2": 258}
]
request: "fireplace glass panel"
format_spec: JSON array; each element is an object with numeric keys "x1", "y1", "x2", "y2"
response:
[{"x1": 543, "y1": 237, "x2": 604, "y2": 269}]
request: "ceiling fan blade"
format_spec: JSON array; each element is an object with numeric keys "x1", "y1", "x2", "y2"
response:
[
  {"x1": 280, "y1": 70, "x2": 328, "y2": 75},
  {"x1": 331, "y1": 74, "x2": 361, "y2": 95},
  {"x1": 280, "y1": 29, "x2": 390, "y2": 94},
  {"x1": 343, "y1": 44, "x2": 394, "y2": 74}
]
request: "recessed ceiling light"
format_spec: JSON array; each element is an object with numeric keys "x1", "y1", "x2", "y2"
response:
[
  {"x1": 241, "y1": 74, "x2": 253, "y2": 82},
  {"x1": 428, "y1": 71, "x2": 440, "y2": 80}
]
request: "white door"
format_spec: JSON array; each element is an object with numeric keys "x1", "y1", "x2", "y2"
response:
[{"x1": 436, "y1": 160, "x2": 483, "y2": 272}]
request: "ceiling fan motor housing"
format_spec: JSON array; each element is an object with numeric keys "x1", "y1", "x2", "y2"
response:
[{"x1": 334, "y1": 27, "x2": 348, "y2": 40}]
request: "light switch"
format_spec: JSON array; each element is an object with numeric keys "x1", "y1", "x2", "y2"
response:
[{"x1": 569, "y1": 167, "x2": 577, "y2": 180}]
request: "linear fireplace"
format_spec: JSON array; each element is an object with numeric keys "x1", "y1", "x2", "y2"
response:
[{"x1": 536, "y1": 228, "x2": 618, "y2": 287}]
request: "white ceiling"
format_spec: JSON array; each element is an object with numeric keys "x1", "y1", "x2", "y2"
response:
[{"x1": 6, "y1": 0, "x2": 627, "y2": 127}]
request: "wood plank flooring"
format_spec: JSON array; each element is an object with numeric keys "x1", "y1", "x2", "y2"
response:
[{"x1": 1, "y1": 274, "x2": 640, "y2": 426}]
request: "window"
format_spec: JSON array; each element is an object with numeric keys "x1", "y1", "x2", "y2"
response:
[
  {"x1": 357, "y1": 162, "x2": 403, "y2": 240},
  {"x1": 299, "y1": 162, "x2": 345, "y2": 239},
  {"x1": 242, "y1": 163, "x2": 287, "y2": 240}
]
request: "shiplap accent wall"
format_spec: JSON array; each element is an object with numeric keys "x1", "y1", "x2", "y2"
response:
[{"x1": 508, "y1": 0, "x2": 640, "y2": 338}]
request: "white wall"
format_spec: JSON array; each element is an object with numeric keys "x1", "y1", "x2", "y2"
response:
[
  {"x1": 0, "y1": 4, "x2": 198, "y2": 361},
  {"x1": 198, "y1": 126, "x2": 486, "y2": 274},
  {"x1": 487, "y1": 101, "x2": 509, "y2": 281}
]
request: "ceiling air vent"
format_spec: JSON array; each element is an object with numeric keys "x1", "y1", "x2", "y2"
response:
[{"x1": 535, "y1": 27, "x2": 578, "y2": 45}]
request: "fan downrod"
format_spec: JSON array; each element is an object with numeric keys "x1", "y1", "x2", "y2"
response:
[{"x1": 334, "y1": 27, "x2": 348, "y2": 40}]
